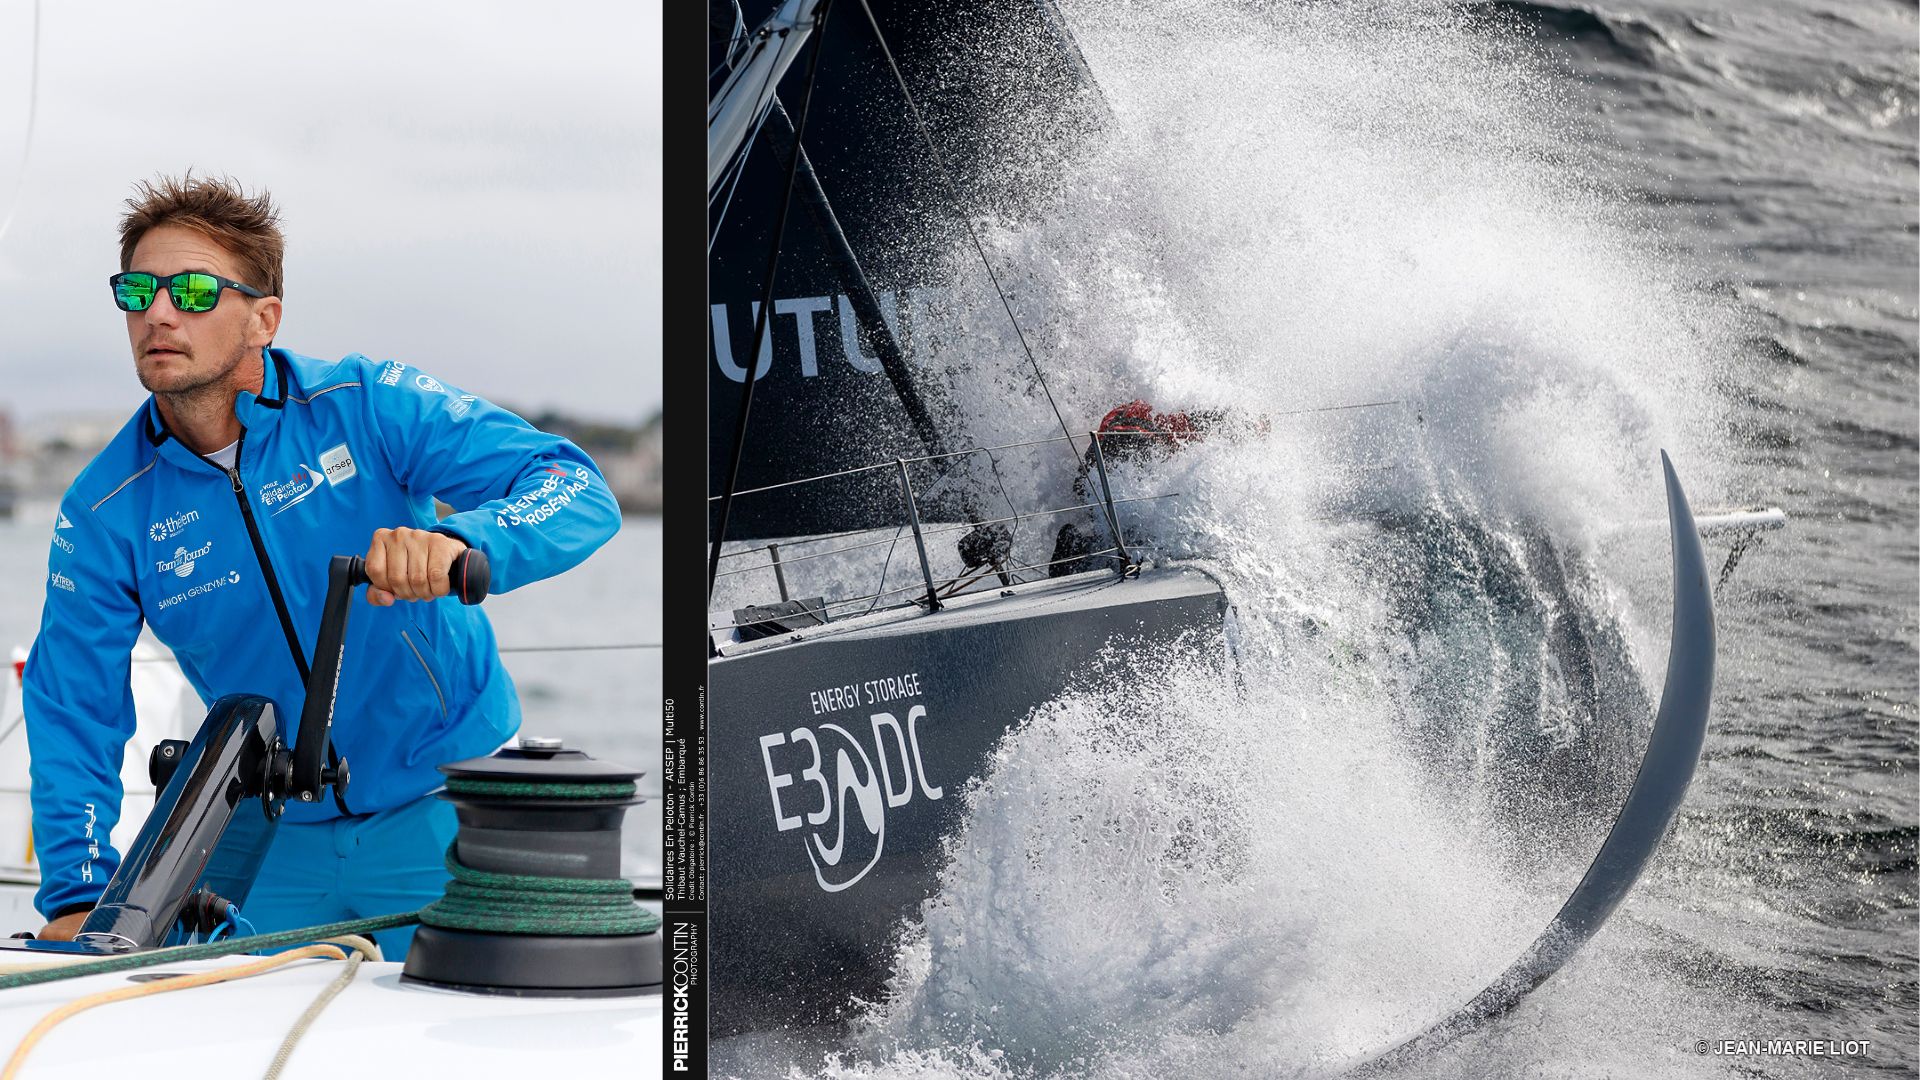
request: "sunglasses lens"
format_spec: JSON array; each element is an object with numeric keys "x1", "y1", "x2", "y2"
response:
[
  {"x1": 169, "y1": 273, "x2": 221, "y2": 313},
  {"x1": 111, "y1": 274, "x2": 156, "y2": 312}
]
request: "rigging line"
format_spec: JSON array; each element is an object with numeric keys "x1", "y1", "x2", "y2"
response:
[
  {"x1": 983, "y1": 447, "x2": 1022, "y2": 523},
  {"x1": 707, "y1": 0, "x2": 836, "y2": 606},
  {"x1": 1268, "y1": 398, "x2": 1406, "y2": 418},
  {"x1": 864, "y1": 524, "x2": 910, "y2": 616},
  {"x1": 0, "y1": 0, "x2": 42, "y2": 249},
  {"x1": 853, "y1": 0, "x2": 1080, "y2": 458},
  {"x1": 119, "y1": 642, "x2": 665, "y2": 661},
  {"x1": 708, "y1": 23, "x2": 791, "y2": 251},
  {"x1": 708, "y1": 1, "x2": 751, "y2": 82},
  {"x1": 705, "y1": 457, "x2": 894, "y2": 502},
  {"x1": 981, "y1": 444, "x2": 1024, "y2": 559},
  {"x1": 497, "y1": 643, "x2": 662, "y2": 653},
  {"x1": 707, "y1": 154, "x2": 750, "y2": 256}
]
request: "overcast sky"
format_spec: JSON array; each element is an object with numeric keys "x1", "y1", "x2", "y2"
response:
[{"x1": 0, "y1": 1, "x2": 660, "y2": 425}]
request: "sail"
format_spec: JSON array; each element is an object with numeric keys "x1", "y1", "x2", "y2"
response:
[{"x1": 707, "y1": 0, "x2": 1100, "y2": 539}]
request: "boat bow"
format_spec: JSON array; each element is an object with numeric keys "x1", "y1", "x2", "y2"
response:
[{"x1": 1351, "y1": 450, "x2": 1717, "y2": 1072}]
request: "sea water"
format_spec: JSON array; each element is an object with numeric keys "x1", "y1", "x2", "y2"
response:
[{"x1": 717, "y1": 1, "x2": 1915, "y2": 1076}]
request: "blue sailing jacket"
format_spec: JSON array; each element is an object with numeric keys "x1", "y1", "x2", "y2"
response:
[{"x1": 25, "y1": 349, "x2": 621, "y2": 919}]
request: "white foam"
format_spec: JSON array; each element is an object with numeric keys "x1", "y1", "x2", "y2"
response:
[{"x1": 746, "y1": 2, "x2": 1753, "y2": 1076}]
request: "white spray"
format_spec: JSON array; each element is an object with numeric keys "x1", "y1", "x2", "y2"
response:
[{"x1": 742, "y1": 2, "x2": 1756, "y2": 1077}]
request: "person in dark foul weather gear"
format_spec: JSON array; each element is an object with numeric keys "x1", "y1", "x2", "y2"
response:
[
  {"x1": 1048, "y1": 400, "x2": 1258, "y2": 576},
  {"x1": 952, "y1": 400, "x2": 1263, "y2": 581}
]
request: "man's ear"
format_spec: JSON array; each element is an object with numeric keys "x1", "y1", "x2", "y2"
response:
[{"x1": 251, "y1": 295, "x2": 283, "y2": 347}]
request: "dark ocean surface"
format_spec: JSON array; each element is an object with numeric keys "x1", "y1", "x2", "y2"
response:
[
  {"x1": 704, "y1": 1, "x2": 1916, "y2": 1075},
  {"x1": 1531, "y1": 0, "x2": 1918, "y2": 1071}
]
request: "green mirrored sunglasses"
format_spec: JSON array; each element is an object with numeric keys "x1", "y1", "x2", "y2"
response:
[{"x1": 109, "y1": 271, "x2": 266, "y2": 314}]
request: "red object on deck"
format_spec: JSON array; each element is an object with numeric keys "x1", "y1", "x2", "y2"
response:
[{"x1": 1096, "y1": 400, "x2": 1203, "y2": 452}]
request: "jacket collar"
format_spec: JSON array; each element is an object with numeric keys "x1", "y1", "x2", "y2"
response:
[{"x1": 143, "y1": 348, "x2": 292, "y2": 468}]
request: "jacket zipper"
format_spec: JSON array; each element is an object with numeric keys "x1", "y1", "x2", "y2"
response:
[
  {"x1": 223, "y1": 432, "x2": 350, "y2": 813},
  {"x1": 225, "y1": 432, "x2": 310, "y2": 685}
]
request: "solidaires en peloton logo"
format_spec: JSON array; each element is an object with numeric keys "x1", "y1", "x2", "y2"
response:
[
  {"x1": 758, "y1": 680, "x2": 943, "y2": 893},
  {"x1": 259, "y1": 465, "x2": 328, "y2": 515}
]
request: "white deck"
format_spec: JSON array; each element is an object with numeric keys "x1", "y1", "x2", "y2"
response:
[
  {"x1": 0, "y1": 944, "x2": 662, "y2": 1078},
  {"x1": 0, "y1": 873, "x2": 664, "y2": 1076},
  {"x1": 0, "y1": 652, "x2": 665, "y2": 1075}
]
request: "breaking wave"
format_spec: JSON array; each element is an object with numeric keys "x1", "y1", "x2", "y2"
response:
[{"x1": 722, "y1": 1, "x2": 1767, "y2": 1076}]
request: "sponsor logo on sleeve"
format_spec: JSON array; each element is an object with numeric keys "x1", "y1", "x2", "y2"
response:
[
  {"x1": 414, "y1": 374, "x2": 445, "y2": 394},
  {"x1": 80, "y1": 803, "x2": 97, "y2": 883},
  {"x1": 56, "y1": 513, "x2": 71, "y2": 530},
  {"x1": 50, "y1": 514, "x2": 74, "y2": 555},
  {"x1": 493, "y1": 465, "x2": 594, "y2": 528},
  {"x1": 319, "y1": 443, "x2": 357, "y2": 485},
  {"x1": 379, "y1": 361, "x2": 407, "y2": 386},
  {"x1": 149, "y1": 508, "x2": 200, "y2": 542},
  {"x1": 49, "y1": 570, "x2": 76, "y2": 593},
  {"x1": 449, "y1": 394, "x2": 476, "y2": 417}
]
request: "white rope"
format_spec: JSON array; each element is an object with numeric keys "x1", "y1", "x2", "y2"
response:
[{"x1": 261, "y1": 934, "x2": 379, "y2": 1080}]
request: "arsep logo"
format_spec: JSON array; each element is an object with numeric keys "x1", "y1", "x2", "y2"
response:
[
  {"x1": 319, "y1": 443, "x2": 357, "y2": 485},
  {"x1": 415, "y1": 374, "x2": 445, "y2": 394},
  {"x1": 758, "y1": 705, "x2": 943, "y2": 893}
]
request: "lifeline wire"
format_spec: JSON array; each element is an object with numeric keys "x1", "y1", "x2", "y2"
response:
[{"x1": 853, "y1": 0, "x2": 1080, "y2": 457}]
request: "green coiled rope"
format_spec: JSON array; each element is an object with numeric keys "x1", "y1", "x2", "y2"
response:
[
  {"x1": 444, "y1": 778, "x2": 637, "y2": 799},
  {"x1": 421, "y1": 845, "x2": 658, "y2": 935}
]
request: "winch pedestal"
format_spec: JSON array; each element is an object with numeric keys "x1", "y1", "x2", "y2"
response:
[{"x1": 400, "y1": 739, "x2": 662, "y2": 997}]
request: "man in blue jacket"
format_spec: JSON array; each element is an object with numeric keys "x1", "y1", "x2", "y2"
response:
[{"x1": 26, "y1": 174, "x2": 621, "y2": 954}]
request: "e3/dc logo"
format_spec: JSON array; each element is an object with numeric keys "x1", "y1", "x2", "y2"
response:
[{"x1": 758, "y1": 706, "x2": 943, "y2": 893}]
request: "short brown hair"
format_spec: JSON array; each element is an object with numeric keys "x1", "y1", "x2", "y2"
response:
[{"x1": 119, "y1": 173, "x2": 284, "y2": 298}]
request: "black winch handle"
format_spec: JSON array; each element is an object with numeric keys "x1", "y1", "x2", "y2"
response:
[
  {"x1": 448, "y1": 548, "x2": 491, "y2": 605},
  {"x1": 340, "y1": 547, "x2": 491, "y2": 605},
  {"x1": 290, "y1": 548, "x2": 493, "y2": 803}
]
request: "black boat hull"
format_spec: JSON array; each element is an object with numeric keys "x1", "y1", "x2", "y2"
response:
[{"x1": 710, "y1": 565, "x2": 1227, "y2": 1032}]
